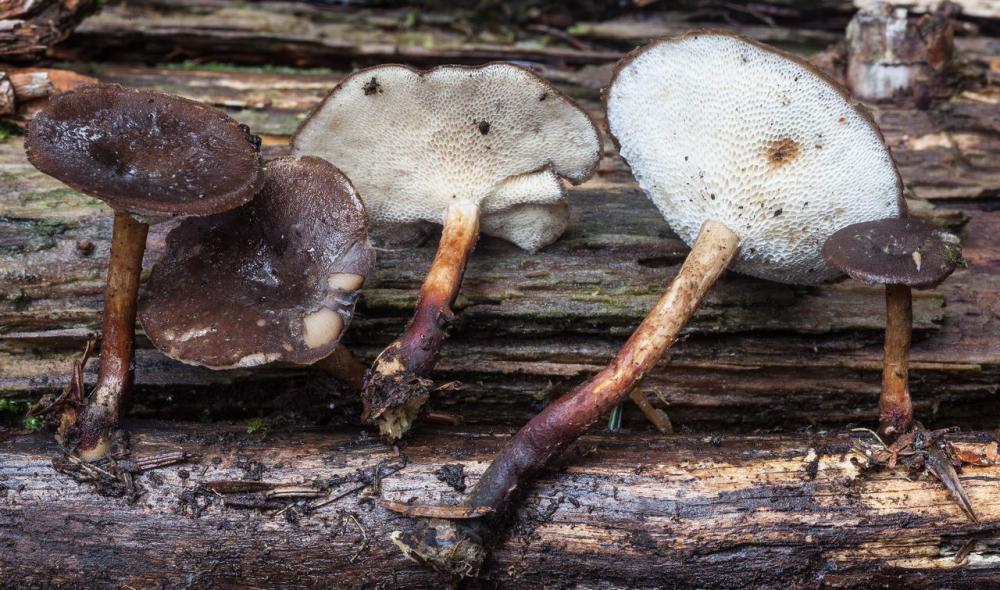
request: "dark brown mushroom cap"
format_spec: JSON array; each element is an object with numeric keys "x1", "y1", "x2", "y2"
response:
[
  {"x1": 139, "y1": 156, "x2": 374, "y2": 369},
  {"x1": 25, "y1": 84, "x2": 262, "y2": 220},
  {"x1": 822, "y1": 217, "x2": 961, "y2": 289}
]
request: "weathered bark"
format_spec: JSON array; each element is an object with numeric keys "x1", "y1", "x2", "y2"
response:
[
  {"x1": 1, "y1": 421, "x2": 999, "y2": 588},
  {"x1": 2, "y1": 103, "x2": 999, "y2": 431},
  {"x1": 0, "y1": 66, "x2": 96, "y2": 122},
  {"x1": 0, "y1": 0, "x2": 100, "y2": 61},
  {"x1": 846, "y1": 2, "x2": 955, "y2": 105}
]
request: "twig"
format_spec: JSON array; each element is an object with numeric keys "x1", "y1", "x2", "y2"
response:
[
  {"x1": 380, "y1": 500, "x2": 492, "y2": 519},
  {"x1": 347, "y1": 513, "x2": 369, "y2": 563}
]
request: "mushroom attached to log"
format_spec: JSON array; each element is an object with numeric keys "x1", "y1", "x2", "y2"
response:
[
  {"x1": 139, "y1": 156, "x2": 375, "y2": 390},
  {"x1": 388, "y1": 31, "x2": 904, "y2": 577},
  {"x1": 25, "y1": 84, "x2": 263, "y2": 460},
  {"x1": 823, "y1": 217, "x2": 961, "y2": 438},
  {"x1": 291, "y1": 63, "x2": 602, "y2": 441}
]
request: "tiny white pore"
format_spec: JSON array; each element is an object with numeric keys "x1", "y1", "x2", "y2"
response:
[
  {"x1": 607, "y1": 33, "x2": 902, "y2": 284},
  {"x1": 292, "y1": 64, "x2": 600, "y2": 251}
]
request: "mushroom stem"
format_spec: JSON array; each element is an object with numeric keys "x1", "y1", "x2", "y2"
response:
[
  {"x1": 389, "y1": 220, "x2": 739, "y2": 575},
  {"x1": 76, "y1": 211, "x2": 149, "y2": 460},
  {"x1": 363, "y1": 202, "x2": 480, "y2": 440},
  {"x1": 470, "y1": 220, "x2": 738, "y2": 509},
  {"x1": 315, "y1": 343, "x2": 367, "y2": 393},
  {"x1": 880, "y1": 283, "x2": 913, "y2": 438}
]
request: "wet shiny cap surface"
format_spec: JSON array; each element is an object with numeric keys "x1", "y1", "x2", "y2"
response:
[
  {"x1": 25, "y1": 84, "x2": 262, "y2": 218},
  {"x1": 822, "y1": 217, "x2": 961, "y2": 289},
  {"x1": 139, "y1": 156, "x2": 375, "y2": 369}
]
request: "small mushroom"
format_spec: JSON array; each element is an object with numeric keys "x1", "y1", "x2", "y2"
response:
[
  {"x1": 823, "y1": 217, "x2": 961, "y2": 438},
  {"x1": 26, "y1": 84, "x2": 262, "y2": 459},
  {"x1": 387, "y1": 32, "x2": 904, "y2": 575},
  {"x1": 139, "y1": 156, "x2": 375, "y2": 387},
  {"x1": 292, "y1": 63, "x2": 601, "y2": 440}
]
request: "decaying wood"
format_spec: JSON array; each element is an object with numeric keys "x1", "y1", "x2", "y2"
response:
[
  {"x1": 0, "y1": 66, "x2": 96, "y2": 122},
  {"x1": 2, "y1": 421, "x2": 999, "y2": 588},
  {"x1": 846, "y1": 2, "x2": 956, "y2": 104},
  {"x1": 0, "y1": 0, "x2": 99, "y2": 60},
  {"x1": 1, "y1": 52, "x2": 999, "y2": 432}
]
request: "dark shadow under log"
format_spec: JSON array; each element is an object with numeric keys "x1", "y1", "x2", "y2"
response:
[{"x1": 1, "y1": 421, "x2": 999, "y2": 588}]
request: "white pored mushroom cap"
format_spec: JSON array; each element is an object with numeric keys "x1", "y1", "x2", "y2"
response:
[
  {"x1": 606, "y1": 32, "x2": 903, "y2": 284},
  {"x1": 291, "y1": 63, "x2": 601, "y2": 252}
]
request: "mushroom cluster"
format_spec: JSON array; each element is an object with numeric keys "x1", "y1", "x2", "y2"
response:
[
  {"x1": 26, "y1": 84, "x2": 264, "y2": 459},
  {"x1": 292, "y1": 63, "x2": 602, "y2": 441},
  {"x1": 23, "y1": 26, "x2": 966, "y2": 582},
  {"x1": 385, "y1": 32, "x2": 954, "y2": 576}
]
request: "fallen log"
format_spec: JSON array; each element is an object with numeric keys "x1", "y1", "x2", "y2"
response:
[
  {"x1": 0, "y1": 0, "x2": 99, "y2": 61},
  {"x1": 2, "y1": 118, "x2": 999, "y2": 432},
  {"x1": 1, "y1": 421, "x2": 998, "y2": 588}
]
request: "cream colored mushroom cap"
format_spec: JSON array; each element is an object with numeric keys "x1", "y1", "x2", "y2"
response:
[
  {"x1": 291, "y1": 63, "x2": 601, "y2": 251},
  {"x1": 606, "y1": 32, "x2": 903, "y2": 284}
]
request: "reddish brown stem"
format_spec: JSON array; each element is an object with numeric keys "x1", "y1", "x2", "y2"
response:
[
  {"x1": 314, "y1": 343, "x2": 366, "y2": 393},
  {"x1": 879, "y1": 283, "x2": 913, "y2": 439},
  {"x1": 467, "y1": 220, "x2": 738, "y2": 510},
  {"x1": 362, "y1": 202, "x2": 480, "y2": 440},
  {"x1": 389, "y1": 220, "x2": 740, "y2": 576},
  {"x1": 76, "y1": 211, "x2": 148, "y2": 460}
]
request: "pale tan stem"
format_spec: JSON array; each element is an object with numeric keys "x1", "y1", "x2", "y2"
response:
[
  {"x1": 880, "y1": 283, "x2": 913, "y2": 438},
  {"x1": 390, "y1": 220, "x2": 742, "y2": 576},
  {"x1": 469, "y1": 219, "x2": 741, "y2": 512},
  {"x1": 362, "y1": 202, "x2": 481, "y2": 440}
]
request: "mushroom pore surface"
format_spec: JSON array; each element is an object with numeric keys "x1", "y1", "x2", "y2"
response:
[
  {"x1": 606, "y1": 32, "x2": 903, "y2": 284},
  {"x1": 25, "y1": 84, "x2": 262, "y2": 219},
  {"x1": 291, "y1": 63, "x2": 600, "y2": 251},
  {"x1": 139, "y1": 156, "x2": 374, "y2": 369}
]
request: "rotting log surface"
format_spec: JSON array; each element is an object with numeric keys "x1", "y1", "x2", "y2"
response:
[
  {"x1": 0, "y1": 3, "x2": 999, "y2": 586},
  {"x1": 2, "y1": 422, "x2": 1000, "y2": 589},
  {"x1": 1, "y1": 50, "x2": 999, "y2": 433}
]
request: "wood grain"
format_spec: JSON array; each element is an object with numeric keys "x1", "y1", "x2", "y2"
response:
[{"x1": 2, "y1": 422, "x2": 999, "y2": 588}]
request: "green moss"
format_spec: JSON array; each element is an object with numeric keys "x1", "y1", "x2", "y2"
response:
[
  {"x1": 0, "y1": 120, "x2": 23, "y2": 142},
  {"x1": 162, "y1": 61, "x2": 337, "y2": 76},
  {"x1": 244, "y1": 417, "x2": 267, "y2": 434},
  {"x1": 0, "y1": 397, "x2": 38, "y2": 429},
  {"x1": 16, "y1": 187, "x2": 102, "y2": 210},
  {"x1": 944, "y1": 244, "x2": 970, "y2": 269}
]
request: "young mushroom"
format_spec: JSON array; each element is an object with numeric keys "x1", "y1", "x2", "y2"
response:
[
  {"x1": 388, "y1": 31, "x2": 904, "y2": 576},
  {"x1": 25, "y1": 84, "x2": 262, "y2": 460},
  {"x1": 139, "y1": 156, "x2": 375, "y2": 389},
  {"x1": 823, "y1": 217, "x2": 961, "y2": 438},
  {"x1": 292, "y1": 63, "x2": 601, "y2": 440}
]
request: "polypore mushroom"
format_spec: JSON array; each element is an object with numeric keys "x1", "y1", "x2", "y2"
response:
[
  {"x1": 388, "y1": 31, "x2": 904, "y2": 576},
  {"x1": 292, "y1": 63, "x2": 601, "y2": 440},
  {"x1": 26, "y1": 84, "x2": 262, "y2": 459},
  {"x1": 823, "y1": 217, "x2": 960, "y2": 438},
  {"x1": 139, "y1": 156, "x2": 375, "y2": 389}
]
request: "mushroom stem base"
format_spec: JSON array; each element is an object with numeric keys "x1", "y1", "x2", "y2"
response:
[
  {"x1": 880, "y1": 283, "x2": 914, "y2": 439},
  {"x1": 392, "y1": 220, "x2": 740, "y2": 576},
  {"x1": 362, "y1": 202, "x2": 480, "y2": 441},
  {"x1": 75, "y1": 211, "x2": 148, "y2": 460}
]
